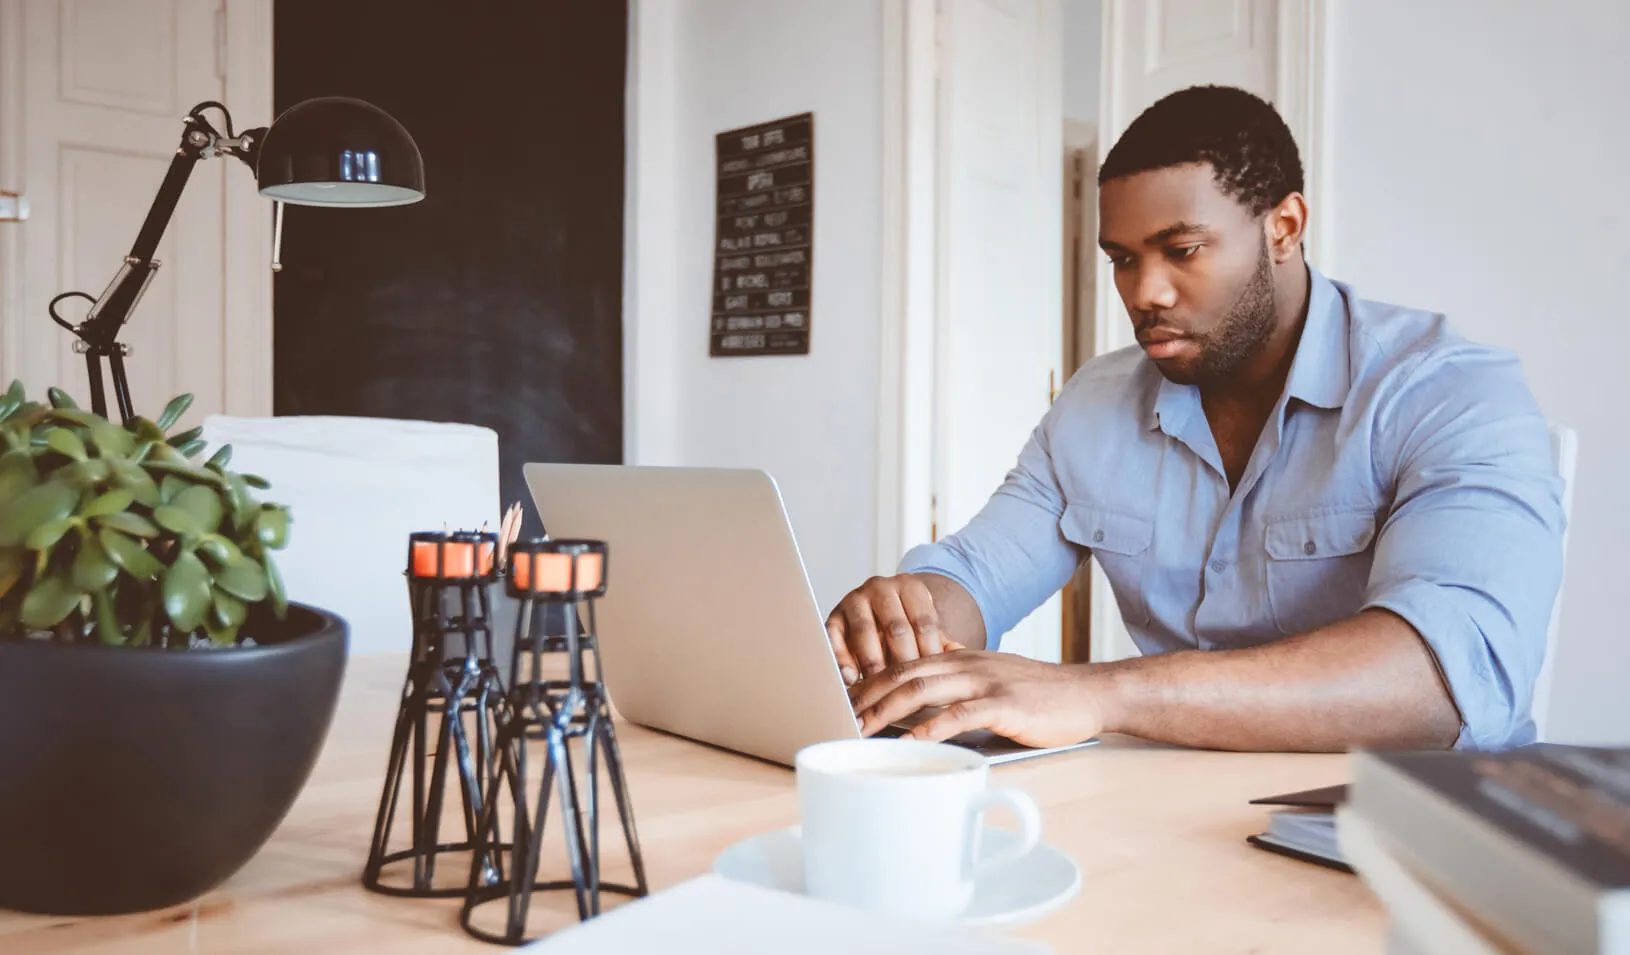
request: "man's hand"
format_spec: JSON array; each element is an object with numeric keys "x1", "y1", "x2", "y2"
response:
[
  {"x1": 849, "y1": 649, "x2": 1109, "y2": 749},
  {"x1": 825, "y1": 574, "x2": 950, "y2": 685}
]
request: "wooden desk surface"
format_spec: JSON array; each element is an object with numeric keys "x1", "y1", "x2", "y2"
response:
[{"x1": 0, "y1": 654, "x2": 1383, "y2": 953}]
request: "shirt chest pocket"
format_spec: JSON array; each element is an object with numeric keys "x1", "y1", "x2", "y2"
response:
[
  {"x1": 1061, "y1": 504, "x2": 1153, "y2": 627},
  {"x1": 1263, "y1": 508, "x2": 1377, "y2": 635}
]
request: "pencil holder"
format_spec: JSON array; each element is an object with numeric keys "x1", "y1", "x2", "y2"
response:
[
  {"x1": 363, "y1": 531, "x2": 509, "y2": 898},
  {"x1": 459, "y1": 539, "x2": 648, "y2": 945}
]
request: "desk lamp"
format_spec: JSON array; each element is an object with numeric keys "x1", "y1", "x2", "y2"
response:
[{"x1": 46, "y1": 96, "x2": 425, "y2": 422}]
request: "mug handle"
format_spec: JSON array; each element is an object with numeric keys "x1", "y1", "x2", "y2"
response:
[{"x1": 967, "y1": 787, "x2": 1042, "y2": 876}]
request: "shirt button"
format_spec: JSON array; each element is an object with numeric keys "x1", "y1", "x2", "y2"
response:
[
  {"x1": 1304, "y1": 540, "x2": 1317, "y2": 556},
  {"x1": 1209, "y1": 559, "x2": 1226, "y2": 573},
  {"x1": 1093, "y1": 530, "x2": 1105, "y2": 543}
]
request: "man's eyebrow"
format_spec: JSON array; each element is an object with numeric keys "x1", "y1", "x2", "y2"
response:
[
  {"x1": 1100, "y1": 221, "x2": 1213, "y2": 252},
  {"x1": 1145, "y1": 221, "x2": 1212, "y2": 244}
]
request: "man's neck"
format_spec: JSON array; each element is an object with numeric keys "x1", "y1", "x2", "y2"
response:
[{"x1": 1201, "y1": 259, "x2": 1313, "y2": 411}]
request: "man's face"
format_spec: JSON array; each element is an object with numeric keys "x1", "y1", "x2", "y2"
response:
[{"x1": 1098, "y1": 163, "x2": 1276, "y2": 386}]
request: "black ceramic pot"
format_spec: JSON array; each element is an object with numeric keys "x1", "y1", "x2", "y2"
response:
[{"x1": 0, "y1": 602, "x2": 348, "y2": 915}]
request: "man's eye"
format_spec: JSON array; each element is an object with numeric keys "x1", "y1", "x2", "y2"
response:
[
  {"x1": 1105, "y1": 254, "x2": 1133, "y2": 269},
  {"x1": 1167, "y1": 245, "x2": 1201, "y2": 261}
]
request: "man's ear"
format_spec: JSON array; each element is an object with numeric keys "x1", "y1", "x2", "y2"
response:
[{"x1": 1265, "y1": 192, "x2": 1309, "y2": 263}]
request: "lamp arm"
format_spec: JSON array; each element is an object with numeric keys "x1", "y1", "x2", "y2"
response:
[
  {"x1": 75, "y1": 114, "x2": 217, "y2": 349},
  {"x1": 60, "y1": 101, "x2": 260, "y2": 421}
]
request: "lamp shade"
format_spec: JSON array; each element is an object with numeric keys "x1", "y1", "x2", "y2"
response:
[{"x1": 256, "y1": 96, "x2": 424, "y2": 208}]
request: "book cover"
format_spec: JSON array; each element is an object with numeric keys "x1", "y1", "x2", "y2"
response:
[{"x1": 1362, "y1": 745, "x2": 1630, "y2": 890}]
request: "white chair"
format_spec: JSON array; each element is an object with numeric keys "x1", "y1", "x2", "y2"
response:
[
  {"x1": 200, "y1": 415, "x2": 502, "y2": 656},
  {"x1": 1530, "y1": 422, "x2": 1578, "y2": 741}
]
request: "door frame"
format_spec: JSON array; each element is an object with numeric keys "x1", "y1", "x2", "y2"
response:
[
  {"x1": 222, "y1": 0, "x2": 276, "y2": 417},
  {"x1": 876, "y1": 0, "x2": 1332, "y2": 661},
  {"x1": 0, "y1": 0, "x2": 275, "y2": 417}
]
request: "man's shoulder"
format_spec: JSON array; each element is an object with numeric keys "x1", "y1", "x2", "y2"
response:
[
  {"x1": 1335, "y1": 279, "x2": 1524, "y2": 393},
  {"x1": 1051, "y1": 345, "x2": 1156, "y2": 420},
  {"x1": 1062, "y1": 343, "x2": 1150, "y2": 392}
]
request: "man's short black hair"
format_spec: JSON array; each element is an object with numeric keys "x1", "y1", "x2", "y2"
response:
[{"x1": 1099, "y1": 85, "x2": 1304, "y2": 218}]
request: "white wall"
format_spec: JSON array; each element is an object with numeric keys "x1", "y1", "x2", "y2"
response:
[
  {"x1": 626, "y1": 0, "x2": 883, "y2": 613},
  {"x1": 1061, "y1": 0, "x2": 1101, "y2": 124},
  {"x1": 1324, "y1": 0, "x2": 1630, "y2": 743}
]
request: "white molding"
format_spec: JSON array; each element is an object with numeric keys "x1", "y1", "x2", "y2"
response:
[
  {"x1": 1090, "y1": 0, "x2": 1137, "y2": 665},
  {"x1": 876, "y1": 0, "x2": 905, "y2": 576},
  {"x1": 1276, "y1": 0, "x2": 1332, "y2": 271},
  {"x1": 222, "y1": 0, "x2": 274, "y2": 417},
  {"x1": 875, "y1": 0, "x2": 939, "y2": 576},
  {"x1": 0, "y1": 0, "x2": 24, "y2": 389},
  {"x1": 622, "y1": 0, "x2": 682, "y2": 467}
]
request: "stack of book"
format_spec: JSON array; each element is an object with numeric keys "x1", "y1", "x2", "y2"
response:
[{"x1": 1337, "y1": 744, "x2": 1630, "y2": 954}]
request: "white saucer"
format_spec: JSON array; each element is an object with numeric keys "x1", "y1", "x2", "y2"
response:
[{"x1": 711, "y1": 826, "x2": 1081, "y2": 928}]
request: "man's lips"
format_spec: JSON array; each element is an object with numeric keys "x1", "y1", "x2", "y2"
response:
[{"x1": 1137, "y1": 329, "x2": 1192, "y2": 360}]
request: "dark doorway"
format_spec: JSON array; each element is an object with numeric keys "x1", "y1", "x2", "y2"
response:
[{"x1": 273, "y1": 1, "x2": 628, "y2": 535}]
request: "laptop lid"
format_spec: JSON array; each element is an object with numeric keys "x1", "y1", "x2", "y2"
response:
[{"x1": 522, "y1": 464, "x2": 861, "y2": 766}]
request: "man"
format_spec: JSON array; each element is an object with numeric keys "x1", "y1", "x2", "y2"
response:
[{"x1": 827, "y1": 85, "x2": 1564, "y2": 753}]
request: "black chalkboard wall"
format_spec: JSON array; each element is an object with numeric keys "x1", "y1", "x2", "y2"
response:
[{"x1": 272, "y1": 1, "x2": 627, "y2": 536}]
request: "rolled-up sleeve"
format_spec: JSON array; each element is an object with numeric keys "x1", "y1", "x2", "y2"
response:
[
  {"x1": 1362, "y1": 348, "x2": 1566, "y2": 750},
  {"x1": 897, "y1": 419, "x2": 1083, "y2": 651}
]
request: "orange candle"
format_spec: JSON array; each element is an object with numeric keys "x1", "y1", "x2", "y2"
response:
[
  {"x1": 513, "y1": 551, "x2": 603, "y2": 593},
  {"x1": 411, "y1": 540, "x2": 494, "y2": 578}
]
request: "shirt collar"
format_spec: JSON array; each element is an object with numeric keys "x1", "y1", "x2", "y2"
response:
[
  {"x1": 1141, "y1": 263, "x2": 1348, "y2": 432},
  {"x1": 1284, "y1": 266, "x2": 1349, "y2": 412}
]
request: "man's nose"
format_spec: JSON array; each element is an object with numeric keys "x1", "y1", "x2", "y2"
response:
[{"x1": 1127, "y1": 265, "x2": 1178, "y2": 313}]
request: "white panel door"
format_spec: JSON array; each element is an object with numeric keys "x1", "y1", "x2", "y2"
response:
[
  {"x1": 936, "y1": 0, "x2": 1064, "y2": 662},
  {"x1": 1090, "y1": 0, "x2": 1280, "y2": 661},
  {"x1": 3, "y1": 0, "x2": 225, "y2": 429}
]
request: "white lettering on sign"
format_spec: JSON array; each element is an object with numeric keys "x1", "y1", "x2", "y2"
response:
[
  {"x1": 741, "y1": 134, "x2": 761, "y2": 149},
  {"x1": 736, "y1": 274, "x2": 769, "y2": 289},
  {"x1": 720, "y1": 236, "x2": 751, "y2": 251},
  {"x1": 724, "y1": 295, "x2": 748, "y2": 309},
  {"x1": 755, "y1": 251, "x2": 805, "y2": 268},
  {"x1": 747, "y1": 171, "x2": 774, "y2": 191},
  {"x1": 767, "y1": 291, "x2": 794, "y2": 306},
  {"x1": 764, "y1": 129, "x2": 785, "y2": 145},
  {"x1": 721, "y1": 333, "x2": 767, "y2": 350},
  {"x1": 753, "y1": 233, "x2": 782, "y2": 247},
  {"x1": 720, "y1": 255, "x2": 751, "y2": 271}
]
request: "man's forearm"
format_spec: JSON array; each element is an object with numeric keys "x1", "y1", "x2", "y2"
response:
[
  {"x1": 1090, "y1": 609, "x2": 1462, "y2": 752},
  {"x1": 910, "y1": 572, "x2": 988, "y2": 651}
]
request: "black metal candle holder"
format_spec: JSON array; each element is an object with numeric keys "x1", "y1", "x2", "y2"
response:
[
  {"x1": 363, "y1": 530, "x2": 509, "y2": 897},
  {"x1": 459, "y1": 539, "x2": 649, "y2": 945}
]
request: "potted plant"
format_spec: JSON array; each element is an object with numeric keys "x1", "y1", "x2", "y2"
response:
[{"x1": 0, "y1": 382, "x2": 348, "y2": 916}]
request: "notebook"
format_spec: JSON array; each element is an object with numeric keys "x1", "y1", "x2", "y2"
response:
[
  {"x1": 1246, "y1": 783, "x2": 1352, "y2": 873},
  {"x1": 528, "y1": 874, "x2": 1053, "y2": 954}
]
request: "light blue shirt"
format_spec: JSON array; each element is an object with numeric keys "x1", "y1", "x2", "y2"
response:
[{"x1": 899, "y1": 268, "x2": 1565, "y2": 750}]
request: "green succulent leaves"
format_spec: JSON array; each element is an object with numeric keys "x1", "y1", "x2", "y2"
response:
[{"x1": 0, "y1": 382, "x2": 289, "y2": 647}]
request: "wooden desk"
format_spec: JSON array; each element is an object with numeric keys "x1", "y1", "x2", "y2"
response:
[{"x1": 0, "y1": 654, "x2": 1383, "y2": 953}]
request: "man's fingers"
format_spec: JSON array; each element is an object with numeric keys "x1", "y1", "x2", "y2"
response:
[
  {"x1": 874, "y1": 589, "x2": 921, "y2": 668},
  {"x1": 905, "y1": 699, "x2": 997, "y2": 743},
  {"x1": 851, "y1": 655, "x2": 968, "y2": 721},
  {"x1": 857, "y1": 671, "x2": 984, "y2": 736},
  {"x1": 824, "y1": 612, "x2": 861, "y2": 685},
  {"x1": 849, "y1": 655, "x2": 956, "y2": 714},
  {"x1": 943, "y1": 639, "x2": 967, "y2": 652},
  {"x1": 899, "y1": 577, "x2": 944, "y2": 657},
  {"x1": 841, "y1": 593, "x2": 888, "y2": 678}
]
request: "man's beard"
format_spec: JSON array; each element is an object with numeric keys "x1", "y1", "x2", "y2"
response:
[{"x1": 1160, "y1": 240, "x2": 1276, "y2": 386}]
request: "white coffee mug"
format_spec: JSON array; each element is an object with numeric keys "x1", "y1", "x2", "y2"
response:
[{"x1": 794, "y1": 738, "x2": 1042, "y2": 921}]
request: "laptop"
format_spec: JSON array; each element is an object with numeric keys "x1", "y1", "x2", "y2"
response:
[{"x1": 523, "y1": 463, "x2": 1098, "y2": 767}]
